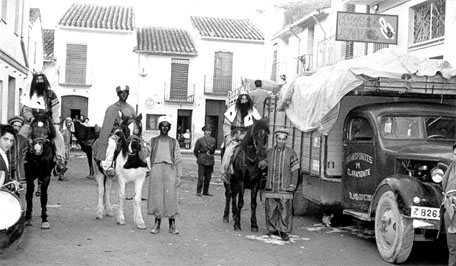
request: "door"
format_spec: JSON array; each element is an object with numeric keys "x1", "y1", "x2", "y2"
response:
[
  {"x1": 205, "y1": 99, "x2": 225, "y2": 148},
  {"x1": 177, "y1": 109, "x2": 192, "y2": 148},
  {"x1": 61, "y1": 96, "x2": 88, "y2": 121},
  {"x1": 342, "y1": 115, "x2": 376, "y2": 211}
]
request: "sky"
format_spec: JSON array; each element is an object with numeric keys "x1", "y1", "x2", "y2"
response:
[{"x1": 30, "y1": 0, "x2": 278, "y2": 29}]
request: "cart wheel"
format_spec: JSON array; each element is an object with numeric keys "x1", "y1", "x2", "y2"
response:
[{"x1": 375, "y1": 191, "x2": 414, "y2": 263}]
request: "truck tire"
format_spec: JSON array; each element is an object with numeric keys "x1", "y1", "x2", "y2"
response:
[{"x1": 375, "y1": 191, "x2": 414, "y2": 264}]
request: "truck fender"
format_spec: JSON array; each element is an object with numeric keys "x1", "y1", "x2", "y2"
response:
[{"x1": 368, "y1": 174, "x2": 442, "y2": 219}]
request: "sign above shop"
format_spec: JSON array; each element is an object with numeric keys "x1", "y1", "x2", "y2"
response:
[{"x1": 336, "y1": 12, "x2": 398, "y2": 44}]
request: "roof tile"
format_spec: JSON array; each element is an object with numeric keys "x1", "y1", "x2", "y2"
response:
[
  {"x1": 59, "y1": 3, "x2": 134, "y2": 31},
  {"x1": 190, "y1": 16, "x2": 264, "y2": 41},
  {"x1": 135, "y1": 27, "x2": 197, "y2": 56}
]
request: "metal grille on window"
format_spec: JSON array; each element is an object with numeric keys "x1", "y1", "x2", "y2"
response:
[
  {"x1": 65, "y1": 43, "x2": 87, "y2": 85},
  {"x1": 170, "y1": 58, "x2": 189, "y2": 102},
  {"x1": 413, "y1": 0, "x2": 445, "y2": 44}
]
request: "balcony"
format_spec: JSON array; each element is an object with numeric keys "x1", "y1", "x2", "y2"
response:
[
  {"x1": 203, "y1": 75, "x2": 244, "y2": 95},
  {"x1": 164, "y1": 83, "x2": 195, "y2": 104}
]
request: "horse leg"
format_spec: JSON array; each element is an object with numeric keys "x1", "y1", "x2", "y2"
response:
[
  {"x1": 95, "y1": 172, "x2": 105, "y2": 219},
  {"x1": 117, "y1": 177, "x2": 126, "y2": 225},
  {"x1": 104, "y1": 177, "x2": 114, "y2": 217},
  {"x1": 250, "y1": 185, "x2": 259, "y2": 232},
  {"x1": 231, "y1": 185, "x2": 241, "y2": 231},
  {"x1": 223, "y1": 183, "x2": 231, "y2": 223},
  {"x1": 133, "y1": 176, "x2": 146, "y2": 229},
  {"x1": 25, "y1": 178, "x2": 35, "y2": 226},
  {"x1": 87, "y1": 153, "x2": 95, "y2": 179},
  {"x1": 40, "y1": 176, "x2": 51, "y2": 229},
  {"x1": 235, "y1": 186, "x2": 245, "y2": 231}
]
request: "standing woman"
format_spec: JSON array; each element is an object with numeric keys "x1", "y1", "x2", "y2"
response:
[{"x1": 147, "y1": 116, "x2": 182, "y2": 234}]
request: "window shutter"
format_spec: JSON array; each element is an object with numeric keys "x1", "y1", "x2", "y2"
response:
[
  {"x1": 271, "y1": 50, "x2": 278, "y2": 81},
  {"x1": 65, "y1": 43, "x2": 87, "y2": 85},
  {"x1": 213, "y1": 51, "x2": 233, "y2": 93},
  {"x1": 170, "y1": 59, "x2": 189, "y2": 101}
]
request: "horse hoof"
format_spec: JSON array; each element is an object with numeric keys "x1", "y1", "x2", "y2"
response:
[
  {"x1": 117, "y1": 221, "x2": 126, "y2": 225},
  {"x1": 222, "y1": 217, "x2": 229, "y2": 223},
  {"x1": 234, "y1": 226, "x2": 241, "y2": 231},
  {"x1": 25, "y1": 219, "x2": 32, "y2": 226},
  {"x1": 86, "y1": 175, "x2": 94, "y2": 180},
  {"x1": 136, "y1": 223, "x2": 146, "y2": 230},
  {"x1": 41, "y1": 222, "x2": 50, "y2": 229},
  {"x1": 106, "y1": 210, "x2": 114, "y2": 217},
  {"x1": 251, "y1": 227, "x2": 258, "y2": 233}
]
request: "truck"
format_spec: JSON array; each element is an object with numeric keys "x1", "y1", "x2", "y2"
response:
[{"x1": 263, "y1": 49, "x2": 456, "y2": 263}]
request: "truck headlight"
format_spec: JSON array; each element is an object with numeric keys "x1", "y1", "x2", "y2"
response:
[{"x1": 431, "y1": 168, "x2": 444, "y2": 183}]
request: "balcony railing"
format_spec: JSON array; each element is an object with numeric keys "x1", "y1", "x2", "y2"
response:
[
  {"x1": 203, "y1": 75, "x2": 244, "y2": 95},
  {"x1": 164, "y1": 83, "x2": 195, "y2": 103}
]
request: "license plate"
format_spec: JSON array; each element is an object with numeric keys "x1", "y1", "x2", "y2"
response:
[{"x1": 411, "y1": 206, "x2": 440, "y2": 220}]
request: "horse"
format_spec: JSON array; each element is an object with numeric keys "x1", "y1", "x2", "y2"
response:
[
  {"x1": 223, "y1": 119, "x2": 270, "y2": 232},
  {"x1": 94, "y1": 114, "x2": 150, "y2": 229},
  {"x1": 24, "y1": 112, "x2": 57, "y2": 229},
  {"x1": 71, "y1": 120, "x2": 99, "y2": 179}
]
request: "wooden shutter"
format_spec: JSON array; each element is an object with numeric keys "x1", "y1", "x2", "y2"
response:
[
  {"x1": 170, "y1": 58, "x2": 189, "y2": 101},
  {"x1": 213, "y1": 51, "x2": 233, "y2": 93},
  {"x1": 271, "y1": 50, "x2": 277, "y2": 81},
  {"x1": 65, "y1": 43, "x2": 87, "y2": 85}
]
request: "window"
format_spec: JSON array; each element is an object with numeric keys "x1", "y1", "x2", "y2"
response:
[
  {"x1": 381, "y1": 116, "x2": 424, "y2": 139},
  {"x1": 349, "y1": 117, "x2": 373, "y2": 141},
  {"x1": 213, "y1": 51, "x2": 233, "y2": 93},
  {"x1": 146, "y1": 114, "x2": 165, "y2": 130},
  {"x1": 413, "y1": 0, "x2": 445, "y2": 44},
  {"x1": 65, "y1": 43, "x2": 87, "y2": 85},
  {"x1": 1, "y1": 0, "x2": 7, "y2": 22},
  {"x1": 170, "y1": 58, "x2": 189, "y2": 101},
  {"x1": 373, "y1": 43, "x2": 389, "y2": 53}
]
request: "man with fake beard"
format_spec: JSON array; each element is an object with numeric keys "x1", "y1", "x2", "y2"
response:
[
  {"x1": 220, "y1": 91, "x2": 261, "y2": 184},
  {"x1": 19, "y1": 73, "x2": 67, "y2": 175}
]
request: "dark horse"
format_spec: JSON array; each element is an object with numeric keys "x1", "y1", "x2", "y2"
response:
[
  {"x1": 223, "y1": 119, "x2": 270, "y2": 231},
  {"x1": 24, "y1": 112, "x2": 56, "y2": 229},
  {"x1": 72, "y1": 120, "x2": 99, "y2": 179}
]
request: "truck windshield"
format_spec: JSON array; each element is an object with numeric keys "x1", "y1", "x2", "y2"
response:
[{"x1": 380, "y1": 116, "x2": 456, "y2": 140}]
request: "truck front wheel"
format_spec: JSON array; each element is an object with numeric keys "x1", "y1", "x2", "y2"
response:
[{"x1": 375, "y1": 191, "x2": 414, "y2": 263}]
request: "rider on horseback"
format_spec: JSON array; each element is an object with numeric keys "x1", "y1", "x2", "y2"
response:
[
  {"x1": 19, "y1": 73, "x2": 67, "y2": 175},
  {"x1": 93, "y1": 85, "x2": 136, "y2": 177},
  {"x1": 220, "y1": 89, "x2": 261, "y2": 184}
]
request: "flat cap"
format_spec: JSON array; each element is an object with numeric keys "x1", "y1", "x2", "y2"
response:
[
  {"x1": 8, "y1": 115, "x2": 24, "y2": 125},
  {"x1": 274, "y1": 127, "x2": 289, "y2": 136}
]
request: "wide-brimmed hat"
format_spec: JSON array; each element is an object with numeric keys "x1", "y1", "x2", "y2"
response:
[
  {"x1": 202, "y1": 124, "x2": 213, "y2": 131},
  {"x1": 274, "y1": 127, "x2": 289, "y2": 136},
  {"x1": 8, "y1": 115, "x2": 24, "y2": 125}
]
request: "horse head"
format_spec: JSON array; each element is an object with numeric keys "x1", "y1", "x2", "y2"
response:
[
  {"x1": 119, "y1": 113, "x2": 143, "y2": 156},
  {"x1": 241, "y1": 119, "x2": 270, "y2": 163},
  {"x1": 29, "y1": 111, "x2": 56, "y2": 155}
]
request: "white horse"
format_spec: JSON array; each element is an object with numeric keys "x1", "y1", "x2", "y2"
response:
[{"x1": 94, "y1": 114, "x2": 149, "y2": 229}]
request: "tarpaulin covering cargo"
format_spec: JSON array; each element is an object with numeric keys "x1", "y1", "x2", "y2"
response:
[{"x1": 278, "y1": 48, "x2": 456, "y2": 134}]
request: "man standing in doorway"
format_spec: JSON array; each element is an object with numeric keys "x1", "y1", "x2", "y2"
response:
[
  {"x1": 193, "y1": 124, "x2": 216, "y2": 197},
  {"x1": 7, "y1": 115, "x2": 27, "y2": 182},
  {"x1": 263, "y1": 128, "x2": 299, "y2": 241}
]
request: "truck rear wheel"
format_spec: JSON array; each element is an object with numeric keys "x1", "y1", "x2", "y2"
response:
[{"x1": 375, "y1": 191, "x2": 414, "y2": 263}]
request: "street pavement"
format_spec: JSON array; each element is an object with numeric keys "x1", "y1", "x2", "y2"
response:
[{"x1": 0, "y1": 150, "x2": 448, "y2": 266}]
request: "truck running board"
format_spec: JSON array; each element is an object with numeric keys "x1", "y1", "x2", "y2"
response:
[{"x1": 343, "y1": 209, "x2": 371, "y2": 221}]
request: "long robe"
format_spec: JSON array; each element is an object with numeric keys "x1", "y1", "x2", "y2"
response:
[
  {"x1": 264, "y1": 145, "x2": 299, "y2": 233},
  {"x1": 93, "y1": 101, "x2": 135, "y2": 161},
  {"x1": 147, "y1": 135, "x2": 182, "y2": 218}
]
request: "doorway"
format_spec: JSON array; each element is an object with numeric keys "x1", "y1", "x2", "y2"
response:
[
  {"x1": 205, "y1": 99, "x2": 226, "y2": 148},
  {"x1": 177, "y1": 109, "x2": 192, "y2": 148}
]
